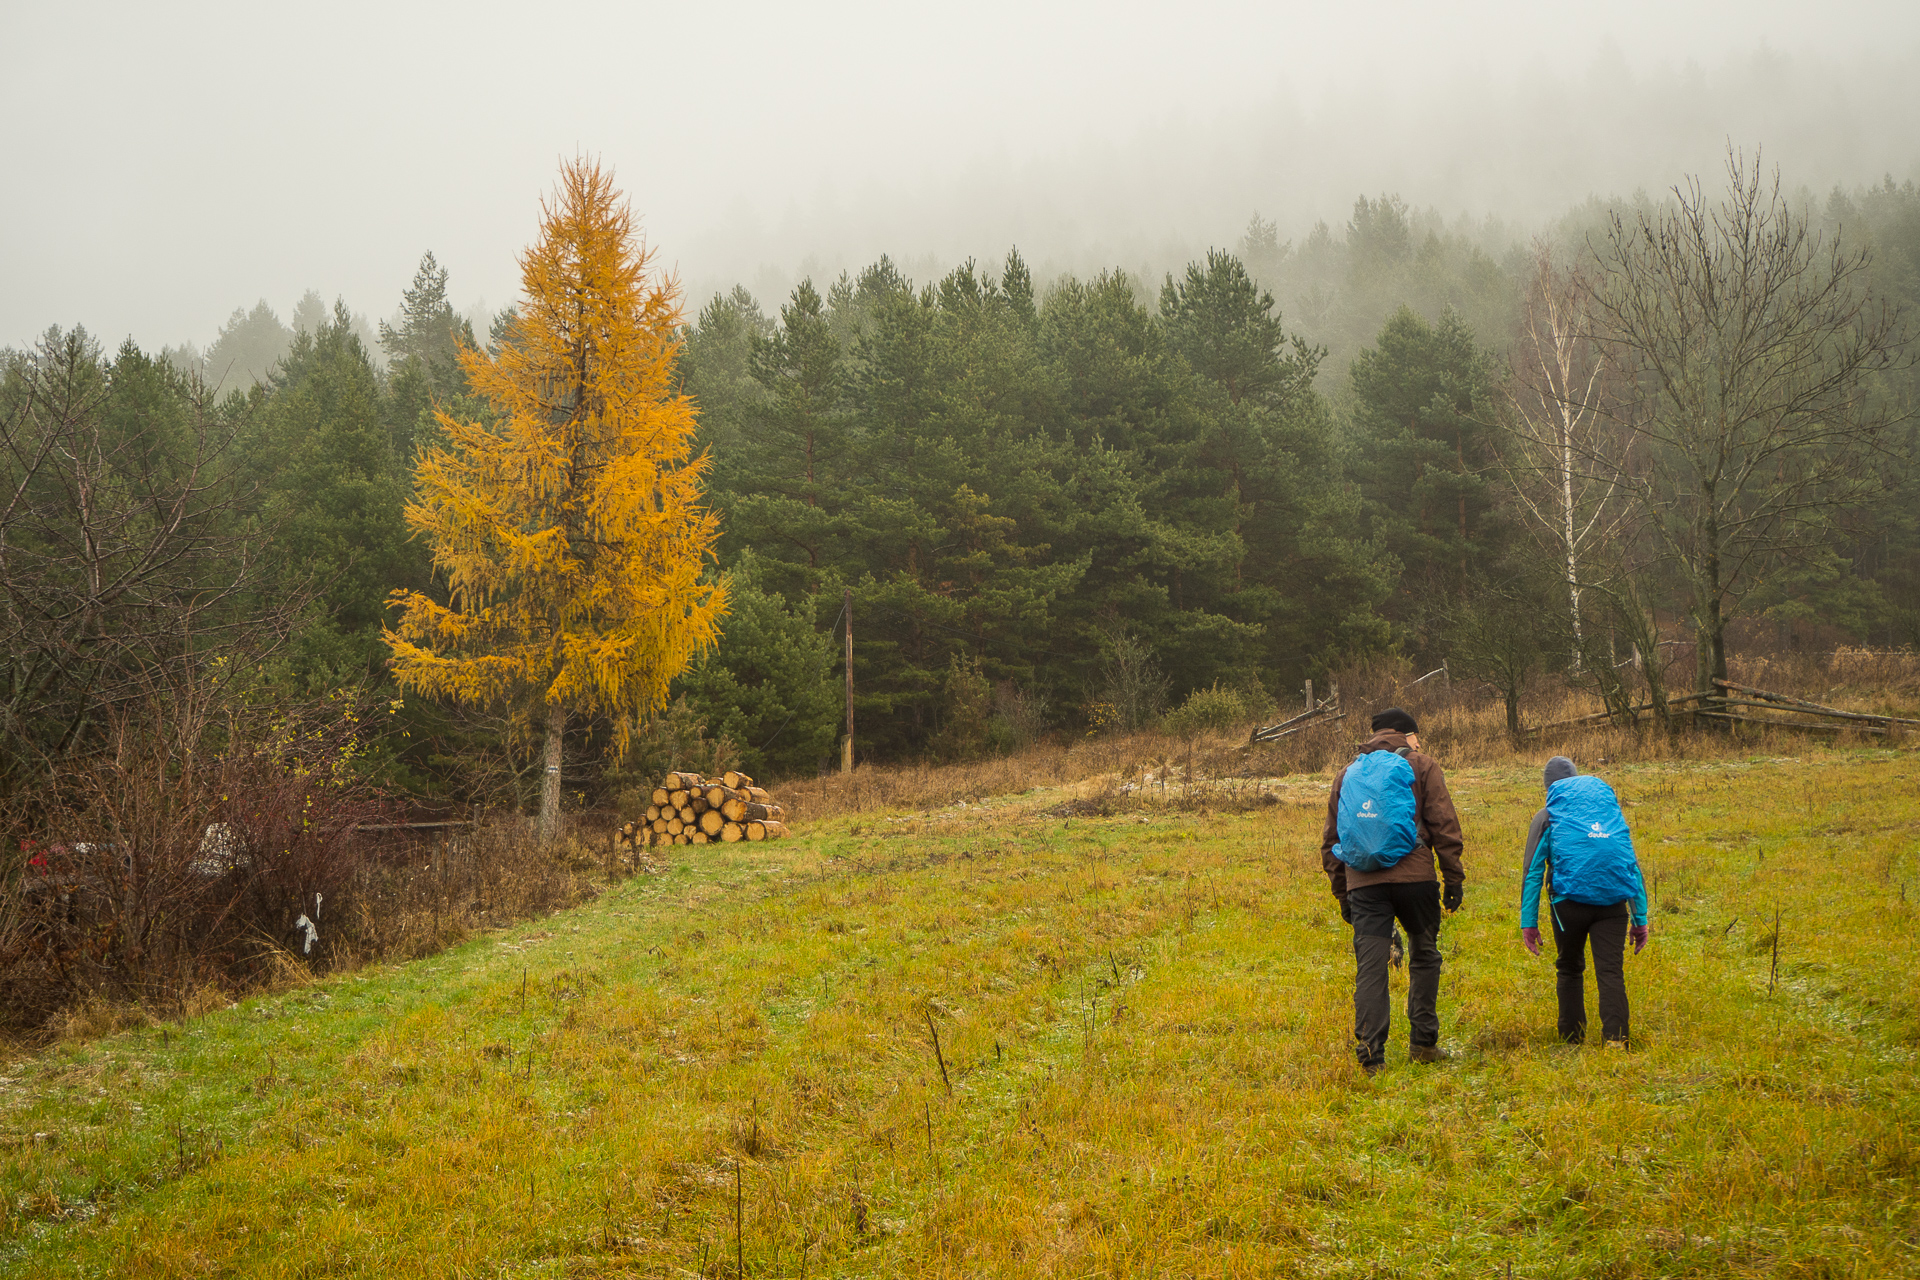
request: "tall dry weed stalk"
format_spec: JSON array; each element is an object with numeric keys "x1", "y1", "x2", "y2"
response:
[{"x1": 1732, "y1": 647, "x2": 1920, "y2": 701}]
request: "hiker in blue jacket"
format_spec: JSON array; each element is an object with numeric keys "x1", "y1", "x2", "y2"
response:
[{"x1": 1519, "y1": 756, "x2": 1650, "y2": 1046}]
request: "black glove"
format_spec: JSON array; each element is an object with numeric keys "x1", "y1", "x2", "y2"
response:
[
  {"x1": 1339, "y1": 897, "x2": 1351, "y2": 924},
  {"x1": 1443, "y1": 882, "x2": 1462, "y2": 913}
]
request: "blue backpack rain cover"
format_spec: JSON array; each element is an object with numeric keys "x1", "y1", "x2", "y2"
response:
[
  {"x1": 1332, "y1": 749, "x2": 1419, "y2": 871},
  {"x1": 1543, "y1": 774, "x2": 1642, "y2": 906}
]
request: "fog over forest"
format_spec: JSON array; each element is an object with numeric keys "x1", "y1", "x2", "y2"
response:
[
  {"x1": 687, "y1": 44, "x2": 1920, "y2": 323},
  {"x1": 5, "y1": 1, "x2": 1919, "y2": 357}
]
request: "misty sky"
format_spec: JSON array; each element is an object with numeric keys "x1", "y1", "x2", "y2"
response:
[{"x1": 6, "y1": 0, "x2": 1920, "y2": 353}]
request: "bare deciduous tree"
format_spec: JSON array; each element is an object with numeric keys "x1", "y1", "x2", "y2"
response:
[
  {"x1": 1589, "y1": 150, "x2": 1910, "y2": 696},
  {"x1": 1434, "y1": 570, "x2": 1551, "y2": 740},
  {"x1": 0, "y1": 329, "x2": 304, "y2": 794}
]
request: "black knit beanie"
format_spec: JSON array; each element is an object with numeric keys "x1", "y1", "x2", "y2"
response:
[
  {"x1": 1371, "y1": 707, "x2": 1419, "y2": 735},
  {"x1": 1544, "y1": 756, "x2": 1577, "y2": 788}
]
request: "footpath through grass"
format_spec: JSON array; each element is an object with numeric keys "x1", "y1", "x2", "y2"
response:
[{"x1": 2, "y1": 749, "x2": 1917, "y2": 1277}]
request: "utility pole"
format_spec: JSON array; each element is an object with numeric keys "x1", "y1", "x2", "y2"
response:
[{"x1": 842, "y1": 587, "x2": 854, "y2": 774}]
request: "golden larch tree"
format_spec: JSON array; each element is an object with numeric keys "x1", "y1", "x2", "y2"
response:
[{"x1": 385, "y1": 159, "x2": 726, "y2": 843}]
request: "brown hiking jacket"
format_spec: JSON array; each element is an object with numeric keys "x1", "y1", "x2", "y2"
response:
[{"x1": 1319, "y1": 730, "x2": 1465, "y2": 901}]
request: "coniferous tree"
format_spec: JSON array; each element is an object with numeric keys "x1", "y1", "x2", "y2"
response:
[
  {"x1": 254, "y1": 302, "x2": 420, "y2": 682},
  {"x1": 1348, "y1": 305, "x2": 1509, "y2": 646},
  {"x1": 723, "y1": 280, "x2": 852, "y2": 598},
  {"x1": 1161, "y1": 250, "x2": 1392, "y2": 681},
  {"x1": 379, "y1": 251, "x2": 474, "y2": 395},
  {"x1": 205, "y1": 301, "x2": 294, "y2": 390},
  {"x1": 676, "y1": 551, "x2": 839, "y2": 777},
  {"x1": 681, "y1": 285, "x2": 773, "y2": 465},
  {"x1": 386, "y1": 160, "x2": 726, "y2": 842}
]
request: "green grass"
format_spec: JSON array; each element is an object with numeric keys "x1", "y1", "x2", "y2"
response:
[{"x1": 3, "y1": 749, "x2": 1917, "y2": 1277}]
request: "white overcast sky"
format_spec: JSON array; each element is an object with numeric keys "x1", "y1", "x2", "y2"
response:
[{"x1": 5, "y1": 0, "x2": 1920, "y2": 351}]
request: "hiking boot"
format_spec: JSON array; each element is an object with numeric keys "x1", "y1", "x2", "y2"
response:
[
  {"x1": 1360, "y1": 1060, "x2": 1385, "y2": 1077},
  {"x1": 1409, "y1": 1045, "x2": 1451, "y2": 1064}
]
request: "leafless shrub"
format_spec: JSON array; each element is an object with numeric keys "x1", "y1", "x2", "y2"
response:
[
  {"x1": 992, "y1": 682, "x2": 1051, "y2": 750},
  {"x1": 0, "y1": 690, "x2": 385, "y2": 1032},
  {"x1": 0, "y1": 684, "x2": 632, "y2": 1040}
]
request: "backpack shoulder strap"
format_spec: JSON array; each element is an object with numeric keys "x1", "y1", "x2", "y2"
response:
[{"x1": 1391, "y1": 745, "x2": 1430, "y2": 847}]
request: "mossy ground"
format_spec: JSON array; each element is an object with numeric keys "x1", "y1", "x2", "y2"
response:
[{"x1": 2, "y1": 749, "x2": 1916, "y2": 1277}]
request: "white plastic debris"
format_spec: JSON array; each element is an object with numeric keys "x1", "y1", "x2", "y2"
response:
[{"x1": 191, "y1": 823, "x2": 251, "y2": 876}]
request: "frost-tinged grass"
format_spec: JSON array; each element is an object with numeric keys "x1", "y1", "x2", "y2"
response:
[{"x1": 2, "y1": 749, "x2": 1917, "y2": 1277}]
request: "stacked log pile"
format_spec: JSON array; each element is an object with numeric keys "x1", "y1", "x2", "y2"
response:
[{"x1": 613, "y1": 769, "x2": 788, "y2": 852}]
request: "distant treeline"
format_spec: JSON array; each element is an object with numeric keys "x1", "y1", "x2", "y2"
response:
[{"x1": 4, "y1": 176, "x2": 1916, "y2": 805}]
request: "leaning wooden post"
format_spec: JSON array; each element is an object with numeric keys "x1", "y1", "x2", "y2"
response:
[
  {"x1": 1304, "y1": 678, "x2": 1313, "y2": 714},
  {"x1": 842, "y1": 587, "x2": 855, "y2": 775}
]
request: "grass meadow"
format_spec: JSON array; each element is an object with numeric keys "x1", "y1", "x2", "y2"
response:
[{"x1": 1, "y1": 742, "x2": 1916, "y2": 1277}]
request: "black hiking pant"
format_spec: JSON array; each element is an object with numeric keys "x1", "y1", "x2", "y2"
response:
[
  {"x1": 1550, "y1": 899, "x2": 1630, "y2": 1045},
  {"x1": 1349, "y1": 882, "x2": 1442, "y2": 1067}
]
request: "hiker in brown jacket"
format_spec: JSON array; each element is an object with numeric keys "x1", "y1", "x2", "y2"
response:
[{"x1": 1320, "y1": 708, "x2": 1466, "y2": 1072}]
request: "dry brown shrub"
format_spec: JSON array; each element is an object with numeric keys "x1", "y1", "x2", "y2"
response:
[
  {"x1": 332, "y1": 820, "x2": 607, "y2": 965},
  {"x1": 0, "y1": 692, "x2": 387, "y2": 1033},
  {"x1": 2, "y1": 701, "x2": 644, "y2": 1045}
]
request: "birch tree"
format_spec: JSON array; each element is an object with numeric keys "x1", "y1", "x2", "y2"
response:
[
  {"x1": 1497, "y1": 246, "x2": 1633, "y2": 668},
  {"x1": 385, "y1": 160, "x2": 727, "y2": 844}
]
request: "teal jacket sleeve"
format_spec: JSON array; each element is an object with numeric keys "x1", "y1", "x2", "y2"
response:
[
  {"x1": 1627, "y1": 858, "x2": 1648, "y2": 927},
  {"x1": 1520, "y1": 809, "x2": 1551, "y2": 929}
]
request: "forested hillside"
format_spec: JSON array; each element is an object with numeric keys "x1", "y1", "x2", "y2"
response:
[{"x1": 4, "y1": 166, "x2": 1916, "y2": 810}]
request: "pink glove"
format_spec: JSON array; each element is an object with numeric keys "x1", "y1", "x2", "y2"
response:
[
  {"x1": 1520, "y1": 927, "x2": 1541, "y2": 956},
  {"x1": 1630, "y1": 924, "x2": 1649, "y2": 954}
]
